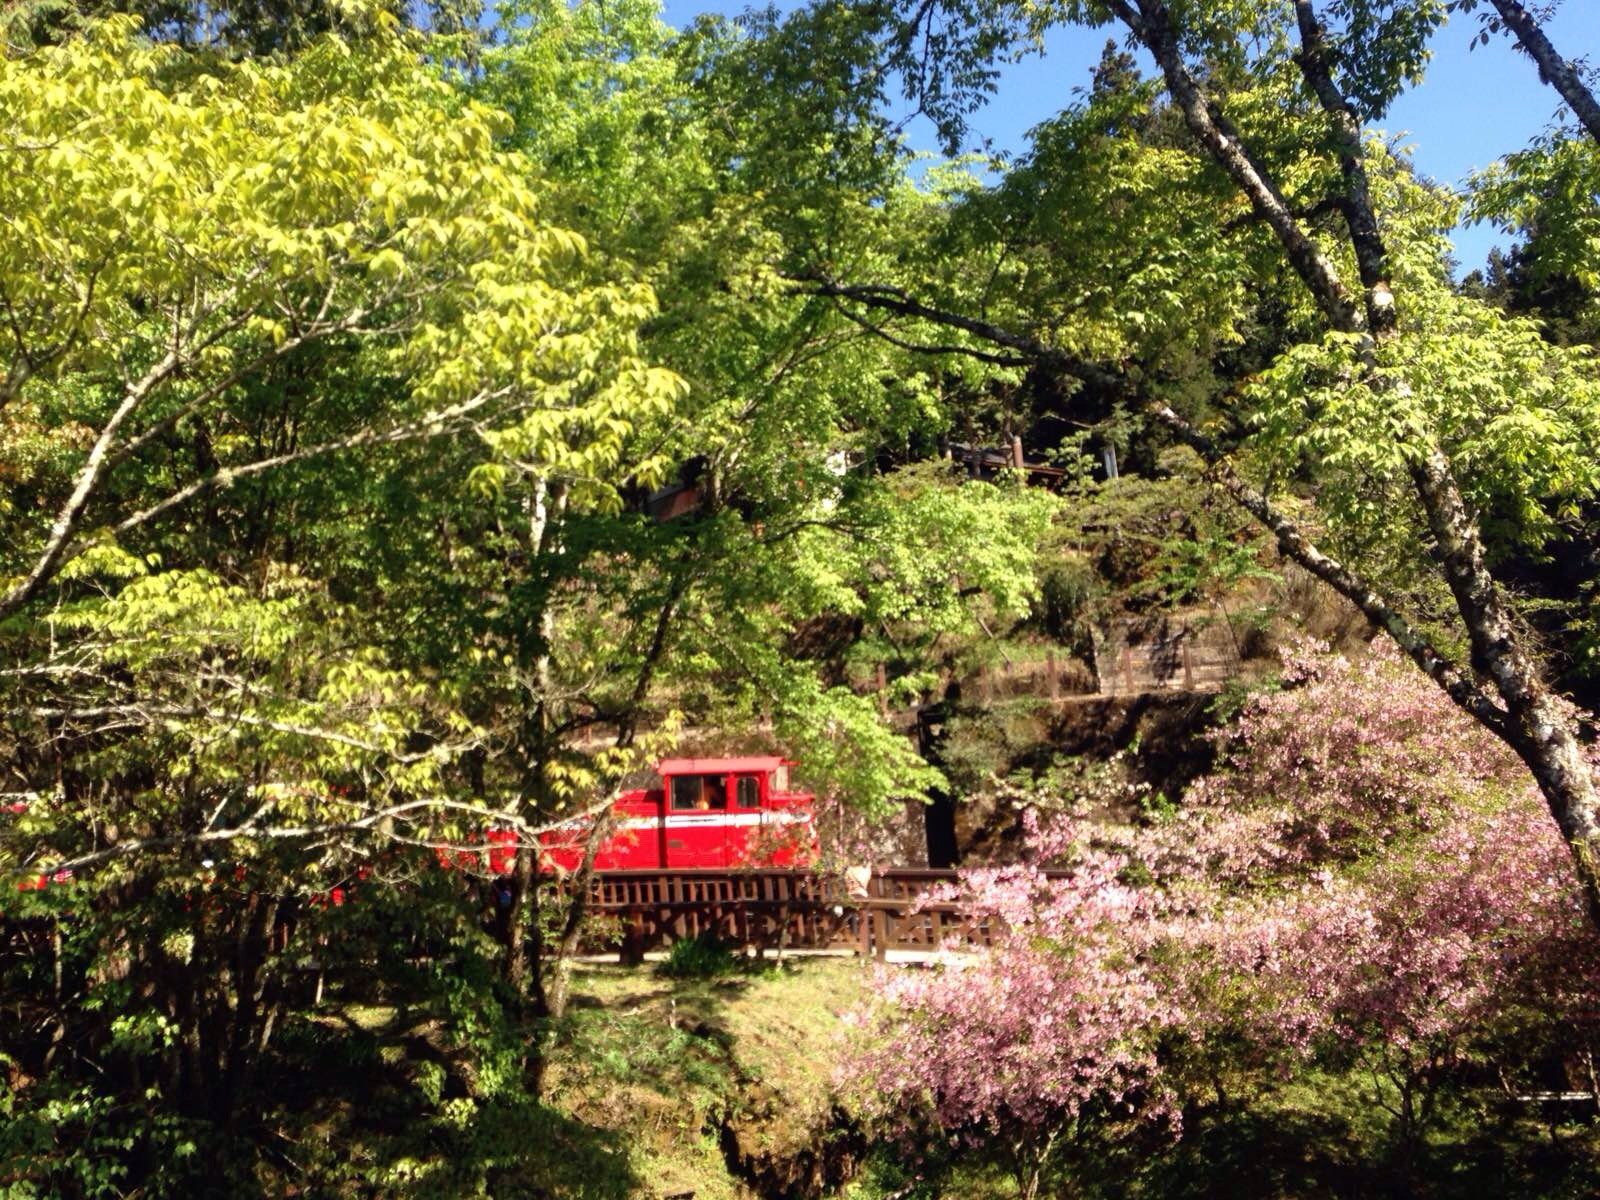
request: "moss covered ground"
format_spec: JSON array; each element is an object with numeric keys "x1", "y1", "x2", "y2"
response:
[{"x1": 255, "y1": 955, "x2": 868, "y2": 1198}]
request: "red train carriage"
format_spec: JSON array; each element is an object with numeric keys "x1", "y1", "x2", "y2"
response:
[{"x1": 534, "y1": 756, "x2": 817, "y2": 872}]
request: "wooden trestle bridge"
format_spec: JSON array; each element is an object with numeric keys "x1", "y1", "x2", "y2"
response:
[
  {"x1": 577, "y1": 868, "x2": 1014, "y2": 962},
  {"x1": 1, "y1": 869, "x2": 1024, "y2": 969}
]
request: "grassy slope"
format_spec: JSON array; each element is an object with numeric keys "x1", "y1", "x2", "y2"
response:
[
  {"x1": 253, "y1": 956, "x2": 864, "y2": 1199},
  {"x1": 266, "y1": 954, "x2": 1600, "y2": 1199},
  {"x1": 547, "y1": 957, "x2": 868, "y2": 1199}
]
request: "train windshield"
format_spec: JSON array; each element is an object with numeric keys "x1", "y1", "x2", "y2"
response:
[
  {"x1": 670, "y1": 776, "x2": 699, "y2": 810},
  {"x1": 736, "y1": 776, "x2": 760, "y2": 808},
  {"x1": 670, "y1": 775, "x2": 727, "y2": 810}
]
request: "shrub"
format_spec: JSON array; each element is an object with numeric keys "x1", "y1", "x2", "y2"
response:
[{"x1": 656, "y1": 933, "x2": 739, "y2": 980}]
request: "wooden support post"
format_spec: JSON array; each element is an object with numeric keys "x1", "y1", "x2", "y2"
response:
[
  {"x1": 1047, "y1": 650, "x2": 1059, "y2": 701},
  {"x1": 1011, "y1": 434, "x2": 1024, "y2": 470},
  {"x1": 873, "y1": 905, "x2": 889, "y2": 962},
  {"x1": 1182, "y1": 640, "x2": 1194, "y2": 691},
  {"x1": 621, "y1": 914, "x2": 646, "y2": 966},
  {"x1": 876, "y1": 662, "x2": 888, "y2": 716}
]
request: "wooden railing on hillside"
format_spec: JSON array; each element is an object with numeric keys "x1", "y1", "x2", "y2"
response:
[
  {"x1": 568, "y1": 868, "x2": 1020, "y2": 962},
  {"x1": 1091, "y1": 612, "x2": 1241, "y2": 696}
]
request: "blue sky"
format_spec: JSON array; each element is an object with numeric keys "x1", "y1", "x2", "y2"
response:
[{"x1": 659, "y1": 1, "x2": 1600, "y2": 274}]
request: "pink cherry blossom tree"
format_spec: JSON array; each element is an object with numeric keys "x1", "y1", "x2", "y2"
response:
[
  {"x1": 844, "y1": 814, "x2": 1180, "y2": 1199},
  {"x1": 1156, "y1": 641, "x2": 1600, "y2": 1168},
  {"x1": 846, "y1": 639, "x2": 1600, "y2": 1190}
]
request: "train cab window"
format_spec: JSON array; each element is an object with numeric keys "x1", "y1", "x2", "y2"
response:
[
  {"x1": 670, "y1": 776, "x2": 701, "y2": 810},
  {"x1": 703, "y1": 776, "x2": 727, "y2": 810},
  {"x1": 736, "y1": 776, "x2": 761, "y2": 808},
  {"x1": 671, "y1": 775, "x2": 727, "y2": 810}
]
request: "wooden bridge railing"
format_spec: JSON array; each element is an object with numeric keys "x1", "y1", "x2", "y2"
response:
[
  {"x1": 2, "y1": 869, "x2": 1025, "y2": 971},
  {"x1": 564, "y1": 868, "x2": 1008, "y2": 962}
]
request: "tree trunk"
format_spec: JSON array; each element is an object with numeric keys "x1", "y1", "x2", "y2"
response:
[
  {"x1": 1406, "y1": 446, "x2": 1600, "y2": 922},
  {"x1": 506, "y1": 475, "x2": 566, "y2": 1087},
  {"x1": 220, "y1": 891, "x2": 282, "y2": 1123},
  {"x1": 503, "y1": 832, "x2": 547, "y2": 1015},
  {"x1": 526, "y1": 806, "x2": 615, "y2": 1095},
  {"x1": 1487, "y1": 0, "x2": 1600, "y2": 147},
  {"x1": 524, "y1": 568, "x2": 688, "y2": 1091},
  {"x1": 916, "y1": 686, "x2": 962, "y2": 868},
  {"x1": 1105, "y1": 0, "x2": 1364, "y2": 331}
]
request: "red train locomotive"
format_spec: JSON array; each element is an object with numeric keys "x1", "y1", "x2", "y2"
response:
[
  {"x1": 535, "y1": 756, "x2": 817, "y2": 871},
  {"x1": 10, "y1": 757, "x2": 818, "y2": 898}
]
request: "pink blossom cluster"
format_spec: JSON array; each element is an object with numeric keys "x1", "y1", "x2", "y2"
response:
[
  {"x1": 1191, "y1": 775, "x2": 1600, "y2": 1065},
  {"x1": 1146, "y1": 639, "x2": 1527, "y2": 884},
  {"x1": 1157, "y1": 641, "x2": 1600, "y2": 1084},
  {"x1": 844, "y1": 637, "x2": 1600, "y2": 1163},
  {"x1": 846, "y1": 819, "x2": 1181, "y2": 1150}
]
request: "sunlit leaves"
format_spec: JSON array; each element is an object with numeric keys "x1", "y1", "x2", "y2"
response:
[
  {"x1": 0, "y1": 13, "x2": 688, "y2": 904},
  {"x1": 1470, "y1": 131, "x2": 1600, "y2": 296},
  {"x1": 1246, "y1": 237, "x2": 1600, "y2": 562},
  {"x1": 1314, "y1": 0, "x2": 1447, "y2": 120}
]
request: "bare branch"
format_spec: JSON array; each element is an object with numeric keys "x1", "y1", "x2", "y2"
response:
[
  {"x1": 0, "y1": 347, "x2": 185, "y2": 623},
  {"x1": 794, "y1": 275, "x2": 1125, "y2": 390},
  {"x1": 104, "y1": 301, "x2": 370, "y2": 474},
  {"x1": 831, "y1": 302, "x2": 1035, "y2": 367},
  {"x1": 9, "y1": 385, "x2": 514, "y2": 588},
  {"x1": 26, "y1": 702, "x2": 484, "y2": 764},
  {"x1": 27, "y1": 793, "x2": 622, "y2": 877}
]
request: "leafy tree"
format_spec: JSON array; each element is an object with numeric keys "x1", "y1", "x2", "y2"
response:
[
  {"x1": 790, "y1": 0, "x2": 1600, "y2": 925},
  {"x1": 444, "y1": 0, "x2": 1057, "y2": 919},
  {"x1": 0, "y1": 13, "x2": 667, "y2": 632},
  {"x1": 0, "y1": 12, "x2": 683, "y2": 1167},
  {"x1": 0, "y1": 0, "x2": 1064, "y2": 1121}
]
